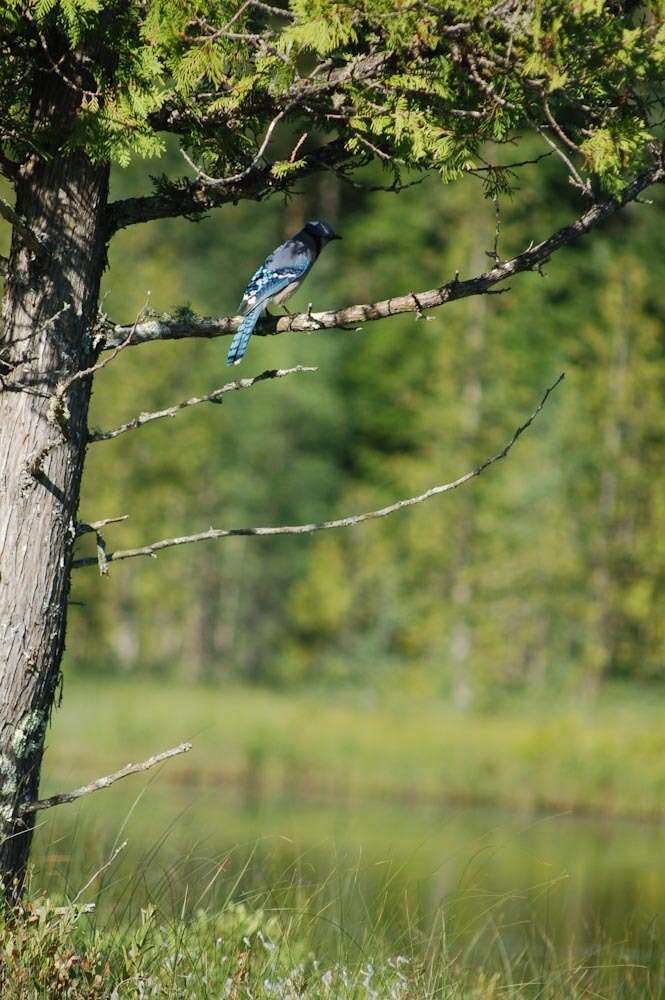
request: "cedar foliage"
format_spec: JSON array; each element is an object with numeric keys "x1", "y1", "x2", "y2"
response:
[{"x1": 1, "y1": 1, "x2": 662, "y2": 191}]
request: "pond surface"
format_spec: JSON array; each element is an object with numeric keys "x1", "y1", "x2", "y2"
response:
[{"x1": 32, "y1": 778, "x2": 665, "y2": 970}]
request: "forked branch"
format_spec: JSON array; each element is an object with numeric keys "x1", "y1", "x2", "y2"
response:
[
  {"x1": 72, "y1": 374, "x2": 564, "y2": 571},
  {"x1": 21, "y1": 742, "x2": 193, "y2": 814}
]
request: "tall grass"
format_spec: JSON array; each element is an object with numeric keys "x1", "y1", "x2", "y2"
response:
[
  {"x1": 10, "y1": 676, "x2": 663, "y2": 995},
  {"x1": 3, "y1": 850, "x2": 665, "y2": 998}
]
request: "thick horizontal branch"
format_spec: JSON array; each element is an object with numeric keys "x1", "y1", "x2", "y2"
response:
[
  {"x1": 89, "y1": 365, "x2": 316, "y2": 443},
  {"x1": 0, "y1": 195, "x2": 47, "y2": 257},
  {"x1": 102, "y1": 163, "x2": 664, "y2": 351},
  {"x1": 72, "y1": 374, "x2": 564, "y2": 570},
  {"x1": 107, "y1": 51, "x2": 400, "y2": 233},
  {"x1": 105, "y1": 137, "x2": 357, "y2": 234},
  {"x1": 21, "y1": 742, "x2": 192, "y2": 814}
]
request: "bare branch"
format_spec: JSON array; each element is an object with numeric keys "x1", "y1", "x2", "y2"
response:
[
  {"x1": 220, "y1": 0, "x2": 253, "y2": 30},
  {"x1": 0, "y1": 196, "x2": 48, "y2": 257},
  {"x1": 95, "y1": 531, "x2": 109, "y2": 575},
  {"x1": 75, "y1": 515, "x2": 129, "y2": 537},
  {"x1": 465, "y1": 49, "x2": 516, "y2": 110},
  {"x1": 529, "y1": 114, "x2": 591, "y2": 196},
  {"x1": 25, "y1": 9, "x2": 103, "y2": 101},
  {"x1": 355, "y1": 135, "x2": 398, "y2": 163},
  {"x1": 180, "y1": 105, "x2": 290, "y2": 187},
  {"x1": 75, "y1": 517, "x2": 129, "y2": 576},
  {"x1": 21, "y1": 742, "x2": 193, "y2": 814},
  {"x1": 218, "y1": 0, "x2": 295, "y2": 31},
  {"x1": 105, "y1": 138, "x2": 355, "y2": 233},
  {"x1": 542, "y1": 96, "x2": 583, "y2": 156},
  {"x1": 72, "y1": 374, "x2": 564, "y2": 570},
  {"x1": 89, "y1": 365, "x2": 317, "y2": 443},
  {"x1": 289, "y1": 131, "x2": 309, "y2": 161},
  {"x1": 248, "y1": 0, "x2": 295, "y2": 18},
  {"x1": 189, "y1": 16, "x2": 290, "y2": 64},
  {"x1": 101, "y1": 162, "x2": 664, "y2": 351},
  {"x1": 466, "y1": 151, "x2": 553, "y2": 176},
  {"x1": 60, "y1": 297, "x2": 149, "y2": 392}
]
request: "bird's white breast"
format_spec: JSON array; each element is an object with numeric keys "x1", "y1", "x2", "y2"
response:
[{"x1": 271, "y1": 280, "x2": 302, "y2": 305}]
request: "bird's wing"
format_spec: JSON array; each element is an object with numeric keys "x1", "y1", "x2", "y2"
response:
[
  {"x1": 238, "y1": 266, "x2": 302, "y2": 315},
  {"x1": 238, "y1": 239, "x2": 313, "y2": 314}
]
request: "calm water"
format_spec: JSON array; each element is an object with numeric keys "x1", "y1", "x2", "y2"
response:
[{"x1": 32, "y1": 777, "x2": 665, "y2": 967}]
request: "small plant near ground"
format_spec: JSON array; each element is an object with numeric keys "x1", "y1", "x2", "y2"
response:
[{"x1": 1, "y1": 879, "x2": 662, "y2": 999}]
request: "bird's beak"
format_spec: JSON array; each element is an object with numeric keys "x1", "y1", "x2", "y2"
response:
[{"x1": 332, "y1": 234, "x2": 343, "y2": 240}]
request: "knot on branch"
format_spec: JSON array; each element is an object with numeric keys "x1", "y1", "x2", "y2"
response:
[
  {"x1": 75, "y1": 516, "x2": 129, "y2": 575},
  {"x1": 21, "y1": 440, "x2": 59, "y2": 493}
]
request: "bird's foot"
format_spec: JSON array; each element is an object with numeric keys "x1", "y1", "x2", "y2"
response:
[{"x1": 303, "y1": 302, "x2": 324, "y2": 333}]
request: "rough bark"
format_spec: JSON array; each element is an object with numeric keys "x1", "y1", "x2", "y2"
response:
[{"x1": 0, "y1": 114, "x2": 108, "y2": 892}]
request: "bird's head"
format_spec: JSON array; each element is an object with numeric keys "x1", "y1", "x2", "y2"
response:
[{"x1": 303, "y1": 220, "x2": 342, "y2": 246}]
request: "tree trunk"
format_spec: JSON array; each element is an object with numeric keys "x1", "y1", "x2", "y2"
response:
[{"x1": 0, "y1": 137, "x2": 108, "y2": 894}]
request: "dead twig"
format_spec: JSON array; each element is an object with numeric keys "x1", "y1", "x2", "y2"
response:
[
  {"x1": 75, "y1": 515, "x2": 129, "y2": 537},
  {"x1": 50, "y1": 297, "x2": 150, "y2": 435},
  {"x1": 181, "y1": 105, "x2": 291, "y2": 187},
  {"x1": 88, "y1": 366, "x2": 317, "y2": 443},
  {"x1": 21, "y1": 742, "x2": 193, "y2": 814}
]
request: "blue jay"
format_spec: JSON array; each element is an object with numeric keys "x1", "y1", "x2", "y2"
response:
[{"x1": 227, "y1": 220, "x2": 342, "y2": 366}]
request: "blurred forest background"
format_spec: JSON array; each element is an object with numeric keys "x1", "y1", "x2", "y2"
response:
[{"x1": 62, "y1": 139, "x2": 665, "y2": 702}]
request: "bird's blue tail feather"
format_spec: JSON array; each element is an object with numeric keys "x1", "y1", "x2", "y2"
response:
[{"x1": 227, "y1": 306, "x2": 263, "y2": 366}]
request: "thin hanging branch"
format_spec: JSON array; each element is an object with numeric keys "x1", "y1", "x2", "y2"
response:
[
  {"x1": 72, "y1": 374, "x2": 564, "y2": 571},
  {"x1": 21, "y1": 742, "x2": 193, "y2": 814},
  {"x1": 89, "y1": 365, "x2": 317, "y2": 443},
  {"x1": 101, "y1": 162, "x2": 664, "y2": 351}
]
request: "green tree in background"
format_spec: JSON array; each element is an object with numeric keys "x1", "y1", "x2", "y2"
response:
[
  {"x1": 287, "y1": 159, "x2": 665, "y2": 697},
  {"x1": 70, "y1": 150, "x2": 665, "y2": 696},
  {"x1": 0, "y1": 0, "x2": 664, "y2": 895}
]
